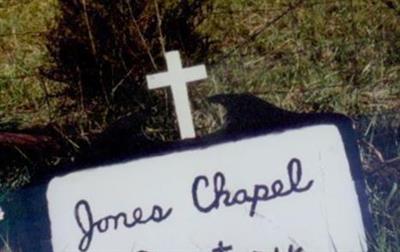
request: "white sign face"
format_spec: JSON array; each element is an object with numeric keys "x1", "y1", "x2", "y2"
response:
[{"x1": 47, "y1": 125, "x2": 367, "y2": 252}]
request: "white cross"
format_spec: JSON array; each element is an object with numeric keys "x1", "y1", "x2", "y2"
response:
[{"x1": 146, "y1": 51, "x2": 208, "y2": 139}]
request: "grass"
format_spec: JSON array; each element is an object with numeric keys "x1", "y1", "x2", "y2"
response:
[
  {"x1": 0, "y1": 0, "x2": 399, "y2": 251},
  {"x1": 202, "y1": 0, "x2": 400, "y2": 114},
  {"x1": 0, "y1": 0, "x2": 59, "y2": 130},
  {"x1": 368, "y1": 181, "x2": 400, "y2": 252}
]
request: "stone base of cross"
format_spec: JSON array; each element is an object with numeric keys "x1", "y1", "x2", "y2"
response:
[{"x1": 146, "y1": 51, "x2": 208, "y2": 140}]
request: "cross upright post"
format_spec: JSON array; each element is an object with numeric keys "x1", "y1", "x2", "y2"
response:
[{"x1": 146, "y1": 51, "x2": 208, "y2": 139}]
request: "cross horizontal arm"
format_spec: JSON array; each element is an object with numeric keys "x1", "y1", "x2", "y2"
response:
[
  {"x1": 183, "y1": 65, "x2": 208, "y2": 82},
  {"x1": 146, "y1": 72, "x2": 171, "y2": 89}
]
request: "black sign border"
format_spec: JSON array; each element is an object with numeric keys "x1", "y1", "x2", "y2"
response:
[{"x1": 5, "y1": 94, "x2": 373, "y2": 251}]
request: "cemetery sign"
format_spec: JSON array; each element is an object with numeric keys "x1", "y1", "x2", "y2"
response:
[{"x1": 47, "y1": 124, "x2": 368, "y2": 252}]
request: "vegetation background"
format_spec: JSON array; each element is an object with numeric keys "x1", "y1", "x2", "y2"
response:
[{"x1": 0, "y1": 0, "x2": 399, "y2": 251}]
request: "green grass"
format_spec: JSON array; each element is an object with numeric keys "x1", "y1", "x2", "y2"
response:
[
  {"x1": 0, "y1": 0, "x2": 59, "y2": 129},
  {"x1": 369, "y1": 181, "x2": 400, "y2": 252},
  {"x1": 200, "y1": 0, "x2": 400, "y2": 114},
  {"x1": 0, "y1": 0, "x2": 399, "y2": 251}
]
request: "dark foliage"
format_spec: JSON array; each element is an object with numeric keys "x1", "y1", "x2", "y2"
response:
[{"x1": 43, "y1": 0, "x2": 212, "y2": 107}]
